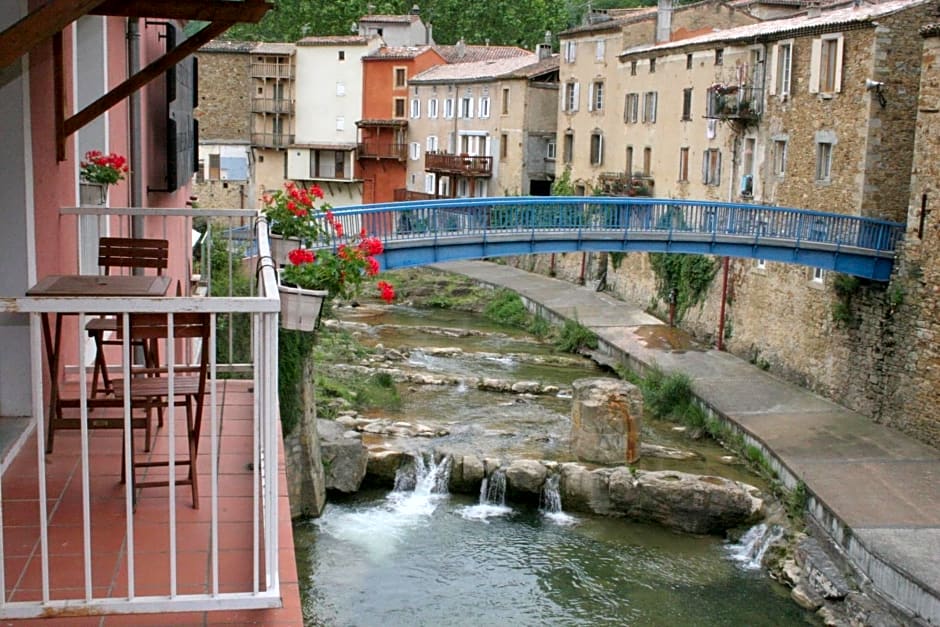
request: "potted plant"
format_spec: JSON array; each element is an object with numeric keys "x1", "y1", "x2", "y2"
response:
[
  {"x1": 262, "y1": 181, "x2": 395, "y2": 331},
  {"x1": 79, "y1": 150, "x2": 128, "y2": 205}
]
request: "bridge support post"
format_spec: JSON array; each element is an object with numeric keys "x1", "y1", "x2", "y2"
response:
[{"x1": 717, "y1": 256, "x2": 730, "y2": 351}]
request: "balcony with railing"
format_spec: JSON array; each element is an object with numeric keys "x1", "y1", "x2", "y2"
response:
[
  {"x1": 0, "y1": 207, "x2": 300, "y2": 621},
  {"x1": 250, "y1": 62, "x2": 294, "y2": 80},
  {"x1": 251, "y1": 98, "x2": 295, "y2": 115},
  {"x1": 705, "y1": 83, "x2": 763, "y2": 125},
  {"x1": 251, "y1": 132, "x2": 294, "y2": 149},
  {"x1": 357, "y1": 140, "x2": 407, "y2": 161},
  {"x1": 424, "y1": 151, "x2": 493, "y2": 177}
]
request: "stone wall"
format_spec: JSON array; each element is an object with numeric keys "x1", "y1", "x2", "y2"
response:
[
  {"x1": 192, "y1": 179, "x2": 249, "y2": 209},
  {"x1": 196, "y1": 50, "x2": 251, "y2": 141}
]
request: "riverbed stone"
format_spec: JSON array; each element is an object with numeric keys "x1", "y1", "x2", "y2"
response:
[
  {"x1": 795, "y1": 537, "x2": 851, "y2": 600},
  {"x1": 640, "y1": 443, "x2": 701, "y2": 461},
  {"x1": 448, "y1": 454, "x2": 485, "y2": 492},
  {"x1": 505, "y1": 459, "x2": 548, "y2": 495},
  {"x1": 511, "y1": 381, "x2": 542, "y2": 394},
  {"x1": 317, "y1": 419, "x2": 368, "y2": 493},
  {"x1": 607, "y1": 468, "x2": 764, "y2": 534},
  {"x1": 570, "y1": 378, "x2": 643, "y2": 465},
  {"x1": 559, "y1": 463, "x2": 614, "y2": 515},
  {"x1": 367, "y1": 449, "x2": 406, "y2": 484}
]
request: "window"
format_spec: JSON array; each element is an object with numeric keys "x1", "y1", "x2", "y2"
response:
[
  {"x1": 773, "y1": 139, "x2": 787, "y2": 176},
  {"x1": 428, "y1": 98, "x2": 439, "y2": 118},
  {"x1": 590, "y1": 81, "x2": 604, "y2": 112},
  {"x1": 715, "y1": 48, "x2": 724, "y2": 65},
  {"x1": 410, "y1": 142, "x2": 420, "y2": 161},
  {"x1": 309, "y1": 149, "x2": 351, "y2": 179},
  {"x1": 564, "y1": 40, "x2": 577, "y2": 63},
  {"x1": 394, "y1": 97, "x2": 406, "y2": 118},
  {"x1": 546, "y1": 139, "x2": 556, "y2": 160},
  {"x1": 590, "y1": 131, "x2": 604, "y2": 166},
  {"x1": 563, "y1": 131, "x2": 574, "y2": 164},
  {"x1": 771, "y1": 41, "x2": 793, "y2": 99},
  {"x1": 563, "y1": 82, "x2": 579, "y2": 112},
  {"x1": 678, "y1": 147, "x2": 689, "y2": 182},
  {"x1": 816, "y1": 141, "x2": 833, "y2": 181},
  {"x1": 703, "y1": 148, "x2": 721, "y2": 186},
  {"x1": 208, "y1": 154, "x2": 220, "y2": 180},
  {"x1": 742, "y1": 137, "x2": 755, "y2": 197},
  {"x1": 336, "y1": 81, "x2": 346, "y2": 96},
  {"x1": 642, "y1": 91, "x2": 657, "y2": 123},
  {"x1": 812, "y1": 267, "x2": 825, "y2": 283},
  {"x1": 499, "y1": 133, "x2": 508, "y2": 159},
  {"x1": 334, "y1": 151, "x2": 346, "y2": 178},
  {"x1": 501, "y1": 87, "x2": 510, "y2": 115},
  {"x1": 479, "y1": 96, "x2": 491, "y2": 119},
  {"x1": 630, "y1": 60, "x2": 637, "y2": 76},
  {"x1": 338, "y1": 51, "x2": 345, "y2": 61},
  {"x1": 596, "y1": 39, "x2": 606, "y2": 61},
  {"x1": 624, "y1": 93, "x2": 639, "y2": 123},
  {"x1": 649, "y1": 58, "x2": 656, "y2": 73},
  {"x1": 686, "y1": 53, "x2": 693, "y2": 70},
  {"x1": 642, "y1": 147, "x2": 652, "y2": 176},
  {"x1": 626, "y1": 146, "x2": 634, "y2": 177},
  {"x1": 394, "y1": 67, "x2": 407, "y2": 88},
  {"x1": 444, "y1": 97, "x2": 454, "y2": 119},
  {"x1": 810, "y1": 34, "x2": 844, "y2": 94},
  {"x1": 459, "y1": 95, "x2": 474, "y2": 118},
  {"x1": 426, "y1": 135, "x2": 438, "y2": 152},
  {"x1": 335, "y1": 116, "x2": 345, "y2": 131},
  {"x1": 681, "y1": 88, "x2": 693, "y2": 121},
  {"x1": 425, "y1": 173, "x2": 436, "y2": 194},
  {"x1": 410, "y1": 98, "x2": 420, "y2": 119}
]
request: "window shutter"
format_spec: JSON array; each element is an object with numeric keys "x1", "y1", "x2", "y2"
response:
[
  {"x1": 651, "y1": 92, "x2": 658, "y2": 123},
  {"x1": 573, "y1": 82, "x2": 580, "y2": 112},
  {"x1": 560, "y1": 86, "x2": 567, "y2": 112},
  {"x1": 598, "y1": 134, "x2": 604, "y2": 165},
  {"x1": 468, "y1": 97, "x2": 474, "y2": 118},
  {"x1": 716, "y1": 151, "x2": 722, "y2": 184},
  {"x1": 809, "y1": 38, "x2": 822, "y2": 94},
  {"x1": 768, "y1": 45, "x2": 778, "y2": 96},
  {"x1": 587, "y1": 83, "x2": 594, "y2": 112},
  {"x1": 702, "y1": 152, "x2": 708, "y2": 184},
  {"x1": 833, "y1": 36, "x2": 844, "y2": 93}
]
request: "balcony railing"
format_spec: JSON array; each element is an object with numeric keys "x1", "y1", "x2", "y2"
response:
[
  {"x1": 705, "y1": 83, "x2": 763, "y2": 123},
  {"x1": 1, "y1": 206, "x2": 283, "y2": 618},
  {"x1": 251, "y1": 98, "x2": 295, "y2": 115},
  {"x1": 357, "y1": 141, "x2": 407, "y2": 161},
  {"x1": 393, "y1": 188, "x2": 437, "y2": 201},
  {"x1": 251, "y1": 132, "x2": 294, "y2": 149},
  {"x1": 250, "y1": 63, "x2": 294, "y2": 80},
  {"x1": 425, "y1": 151, "x2": 493, "y2": 177}
]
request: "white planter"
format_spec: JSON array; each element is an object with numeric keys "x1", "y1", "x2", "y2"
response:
[
  {"x1": 269, "y1": 233, "x2": 300, "y2": 266},
  {"x1": 279, "y1": 282, "x2": 327, "y2": 332},
  {"x1": 79, "y1": 182, "x2": 108, "y2": 206}
]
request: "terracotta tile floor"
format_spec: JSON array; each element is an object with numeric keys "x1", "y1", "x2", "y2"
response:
[{"x1": 1, "y1": 381, "x2": 303, "y2": 625}]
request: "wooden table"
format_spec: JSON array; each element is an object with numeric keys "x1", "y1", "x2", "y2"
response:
[{"x1": 26, "y1": 274, "x2": 172, "y2": 452}]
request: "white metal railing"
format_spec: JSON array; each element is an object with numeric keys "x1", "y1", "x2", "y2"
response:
[{"x1": 0, "y1": 207, "x2": 284, "y2": 618}]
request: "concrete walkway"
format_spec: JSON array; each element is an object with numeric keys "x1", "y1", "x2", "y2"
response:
[{"x1": 435, "y1": 260, "x2": 940, "y2": 625}]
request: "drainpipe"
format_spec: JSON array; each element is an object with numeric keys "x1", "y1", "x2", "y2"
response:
[{"x1": 128, "y1": 19, "x2": 143, "y2": 238}]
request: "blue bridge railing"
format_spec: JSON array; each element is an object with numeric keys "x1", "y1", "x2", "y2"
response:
[{"x1": 316, "y1": 196, "x2": 905, "y2": 281}]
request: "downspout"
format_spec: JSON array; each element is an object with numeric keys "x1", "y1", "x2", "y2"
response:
[{"x1": 128, "y1": 18, "x2": 143, "y2": 238}]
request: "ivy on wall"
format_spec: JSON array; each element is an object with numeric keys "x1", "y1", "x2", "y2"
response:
[{"x1": 648, "y1": 253, "x2": 719, "y2": 321}]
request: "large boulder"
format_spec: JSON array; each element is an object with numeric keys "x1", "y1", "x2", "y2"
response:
[
  {"x1": 448, "y1": 454, "x2": 485, "y2": 493},
  {"x1": 505, "y1": 459, "x2": 548, "y2": 495},
  {"x1": 366, "y1": 448, "x2": 407, "y2": 486},
  {"x1": 559, "y1": 463, "x2": 614, "y2": 515},
  {"x1": 317, "y1": 419, "x2": 368, "y2": 493},
  {"x1": 570, "y1": 378, "x2": 642, "y2": 465},
  {"x1": 607, "y1": 468, "x2": 764, "y2": 534}
]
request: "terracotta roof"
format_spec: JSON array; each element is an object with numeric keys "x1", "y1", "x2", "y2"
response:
[
  {"x1": 505, "y1": 55, "x2": 560, "y2": 79},
  {"x1": 363, "y1": 45, "x2": 434, "y2": 60},
  {"x1": 297, "y1": 35, "x2": 372, "y2": 46},
  {"x1": 434, "y1": 44, "x2": 532, "y2": 63},
  {"x1": 410, "y1": 53, "x2": 539, "y2": 83},
  {"x1": 200, "y1": 40, "x2": 255, "y2": 53},
  {"x1": 559, "y1": 7, "x2": 657, "y2": 37},
  {"x1": 359, "y1": 14, "x2": 420, "y2": 24},
  {"x1": 620, "y1": 0, "x2": 930, "y2": 56}
]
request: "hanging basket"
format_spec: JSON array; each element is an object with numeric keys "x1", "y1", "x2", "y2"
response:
[
  {"x1": 278, "y1": 280, "x2": 327, "y2": 332},
  {"x1": 79, "y1": 182, "x2": 108, "y2": 206}
]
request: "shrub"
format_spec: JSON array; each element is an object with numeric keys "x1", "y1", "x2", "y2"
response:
[{"x1": 555, "y1": 319, "x2": 598, "y2": 353}]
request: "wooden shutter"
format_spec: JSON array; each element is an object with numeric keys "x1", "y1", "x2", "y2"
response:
[
  {"x1": 768, "y1": 44, "x2": 778, "y2": 96},
  {"x1": 809, "y1": 38, "x2": 822, "y2": 94}
]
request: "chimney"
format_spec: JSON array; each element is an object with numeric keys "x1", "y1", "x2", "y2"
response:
[
  {"x1": 456, "y1": 38, "x2": 466, "y2": 58},
  {"x1": 656, "y1": 0, "x2": 673, "y2": 44},
  {"x1": 804, "y1": 0, "x2": 821, "y2": 17},
  {"x1": 536, "y1": 30, "x2": 553, "y2": 60},
  {"x1": 411, "y1": 4, "x2": 420, "y2": 15}
]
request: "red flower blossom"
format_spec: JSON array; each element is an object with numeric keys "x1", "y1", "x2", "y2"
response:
[
  {"x1": 377, "y1": 281, "x2": 395, "y2": 303},
  {"x1": 366, "y1": 257, "x2": 380, "y2": 276},
  {"x1": 288, "y1": 248, "x2": 315, "y2": 266},
  {"x1": 310, "y1": 184, "x2": 324, "y2": 199}
]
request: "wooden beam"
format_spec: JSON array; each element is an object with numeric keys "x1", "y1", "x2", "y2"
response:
[
  {"x1": 53, "y1": 32, "x2": 66, "y2": 162},
  {"x1": 62, "y1": 20, "x2": 232, "y2": 142},
  {"x1": 92, "y1": 0, "x2": 273, "y2": 23},
  {"x1": 0, "y1": 0, "x2": 108, "y2": 70}
]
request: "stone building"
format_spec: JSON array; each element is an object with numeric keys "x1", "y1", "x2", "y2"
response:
[
  {"x1": 406, "y1": 50, "x2": 559, "y2": 198},
  {"x1": 357, "y1": 10, "x2": 434, "y2": 47}
]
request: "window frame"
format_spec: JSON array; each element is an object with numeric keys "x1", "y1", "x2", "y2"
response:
[
  {"x1": 563, "y1": 131, "x2": 574, "y2": 164},
  {"x1": 703, "y1": 148, "x2": 722, "y2": 186},
  {"x1": 678, "y1": 147, "x2": 689, "y2": 182},
  {"x1": 624, "y1": 93, "x2": 639, "y2": 124},
  {"x1": 410, "y1": 97, "x2": 420, "y2": 119},
  {"x1": 501, "y1": 87, "x2": 510, "y2": 115},
  {"x1": 393, "y1": 67, "x2": 407, "y2": 89},
  {"x1": 590, "y1": 80, "x2": 604, "y2": 112},
  {"x1": 479, "y1": 96, "x2": 491, "y2": 119},
  {"x1": 772, "y1": 138, "x2": 788, "y2": 177},
  {"x1": 444, "y1": 97, "x2": 455, "y2": 119},
  {"x1": 642, "y1": 91, "x2": 658, "y2": 124},
  {"x1": 459, "y1": 95, "x2": 474, "y2": 119},
  {"x1": 815, "y1": 141, "x2": 833, "y2": 182},
  {"x1": 681, "y1": 88, "x2": 693, "y2": 121},
  {"x1": 428, "y1": 97, "x2": 439, "y2": 119},
  {"x1": 546, "y1": 139, "x2": 556, "y2": 161},
  {"x1": 393, "y1": 97, "x2": 406, "y2": 119},
  {"x1": 589, "y1": 131, "x2": 604, "y2": 166},
  {"x1": 810, "y1": 33, "x2": 844, "y2": 95},
  {"x1": 409, "y1": 141, "x2": 421, "y2": 161}
]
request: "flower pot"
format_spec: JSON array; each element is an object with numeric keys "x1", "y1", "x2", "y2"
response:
[
  {"x1": 278, "y1": 281, "x2": 327, "y2": 332},
  {"x1": 269, "y1": 232, "x2": 299, "y2": 266},
  {"x1": 80, "y1": 182, "x2": 108, "y2": 206}
]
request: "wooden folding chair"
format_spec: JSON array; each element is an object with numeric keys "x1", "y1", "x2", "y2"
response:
[
  {"x1": 87, "y1": 237, "x2": 170, "y2": 399},
  {"x1": 115, "y1": 312, "x2": 211, "y2": 509}
]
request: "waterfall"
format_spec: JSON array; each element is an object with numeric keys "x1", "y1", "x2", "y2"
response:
[
  {"x1": 727, "y1": 523, "x2": 784, "y2": 570},
  {"x1": 540, "y1": 473, "x2": 576, "y2": 525},
  {"x1": 393, "y1": 453, "x2": 452, "y2": 495},
  {"x1": 458, "y1": 468, "x2": 512, "y2": 522}
]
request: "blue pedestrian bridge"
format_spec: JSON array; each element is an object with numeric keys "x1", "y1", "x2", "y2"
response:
[{"x1": 327, "y1": 196, "x2": 904, "y2": 281}]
